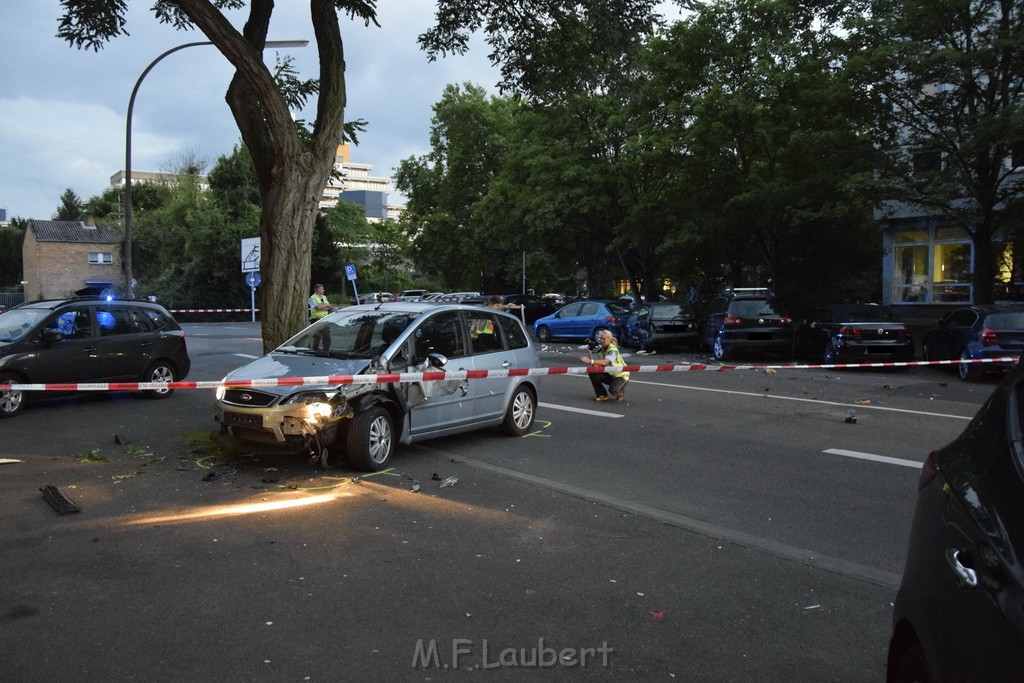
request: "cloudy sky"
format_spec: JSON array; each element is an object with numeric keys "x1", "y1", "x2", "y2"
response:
[
  {"x1": 0, "y1": 1, "x2": 507, "y2": 220},
  {"x1": 1, "y1": 2, "x2": 684, "y2": 221}
]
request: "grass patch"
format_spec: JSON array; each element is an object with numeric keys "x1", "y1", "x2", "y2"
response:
[
  {"x1": 78, "y1": 449, "x2": 108, "y2": 464},
  {"x1": 184, "y1": 430, "x2": 237, "y2": 460}
]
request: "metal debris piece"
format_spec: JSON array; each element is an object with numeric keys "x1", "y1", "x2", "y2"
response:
[{"x1": 40, "y1": 485, "x2": 81, "y2": 515}]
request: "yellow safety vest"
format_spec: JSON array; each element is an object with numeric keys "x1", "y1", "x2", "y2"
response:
[
  {"x1": 309, "y1": 293, "x2": 329, "y2": 320},
  {"x1": 600, "y1": 343, "x2": 630, "y2": 379}
]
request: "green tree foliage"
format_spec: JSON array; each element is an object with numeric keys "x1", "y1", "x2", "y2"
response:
[
  {"x1": 82, "y1": 183, "x2": 172, "y2": 226},
  {"x1": 53, "y1": 188, "x2": 84, "y2": 221},
  {"x1": 860, "y1": 0, "x2": 1024, "y2": 304},
  {"x1": 395, "y1": 84, "x2": 517, "y2": 291},
  {"x1": 641, "y1": 0, "x2": 883, "y2": 311}
]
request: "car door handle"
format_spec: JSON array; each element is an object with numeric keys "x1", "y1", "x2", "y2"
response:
[
  {"x1": 502, "y1": 360, "x2": 512, "y2": 368},
  {"x1": 946, "y1": 549, "x2": 979, "y2": 588}
]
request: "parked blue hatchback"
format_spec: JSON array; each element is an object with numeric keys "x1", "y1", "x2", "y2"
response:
[{"x1": 533, "y1": 300, "x2": 630, "y2": 343}]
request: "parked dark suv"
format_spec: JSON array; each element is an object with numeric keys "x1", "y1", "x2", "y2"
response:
[
  {"x1": 0, "y1": 298, "x2": 191, "y2": 417},
  {"x1": 700, "y1": 288, "x2": 793, "y2": 361}
]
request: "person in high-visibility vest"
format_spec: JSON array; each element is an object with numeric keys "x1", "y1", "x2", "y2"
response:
[
  {"x1": 580, "y1": 329, "x2": 630, "y2": 401},
  {"x1": 308, "y1": 284, "x2": 332, "y2": 322}
]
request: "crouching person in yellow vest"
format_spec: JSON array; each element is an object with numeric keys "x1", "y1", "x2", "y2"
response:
[{"x1": 580, "y1": 329, "x2": 630, "y2": 402}]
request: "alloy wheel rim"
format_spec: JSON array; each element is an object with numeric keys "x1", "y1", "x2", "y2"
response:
[
  {"x1": 369, "y1": 415, "x2": 392, "y2": 463},
  {"x1": 512, "y1": 392, "x2": 533, "y2": 428}
]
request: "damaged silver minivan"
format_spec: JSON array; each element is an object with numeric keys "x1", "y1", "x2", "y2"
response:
[{"x1": 212, "y1": 302, "x2": 540, "y2": 470}]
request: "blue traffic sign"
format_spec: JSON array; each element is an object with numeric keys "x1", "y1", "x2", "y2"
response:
[
  {"x1": 345, "y1": 264, "x2": 357, "y2": 281},
  {"x1": 245, "y1": 271, "x2": 261, "y2": 288}
]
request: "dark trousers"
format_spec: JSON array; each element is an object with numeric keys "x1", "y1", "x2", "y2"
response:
[{"x1": 589, "y1": 372, "x2": 627, "y2": 398}]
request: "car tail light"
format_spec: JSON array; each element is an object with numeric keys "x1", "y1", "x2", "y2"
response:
[
  {"x1": 980, "y1": 327, "x2": 999, "y2": 346},
  {"x1": 897, "y1": 327, "x2": 913, "y2": 338},
  {"x1": 918, "y1": 451, "x2": 939, "y2": 489},
  {"x1": 838, "y1": 326, "x2": 862, "y2": 337},
  {"x1": 605, "y1": 316, "x2": 619, "y2": 323},
  {"x1": 723, "y1": 315, "x2": 743, "y2": 326},
  {"x1": 779, "y1": 316, "x2": 792, "y2": 325}
]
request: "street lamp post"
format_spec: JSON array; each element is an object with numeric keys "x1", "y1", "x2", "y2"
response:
[{"x1": 123, "y1": 39, "x2": 309, "y2": 299}]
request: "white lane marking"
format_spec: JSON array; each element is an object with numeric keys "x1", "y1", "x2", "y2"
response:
[
  {"x1": 619, "y1": 377, "x2": 973, "y2": 420},
  {"x1": 823, "y1": 448, "x2": 923, "y2": 469},
  {"x1": 539, "y1": 402, "x2": 624, "y2": 418},
  {"x1": 234, "y1": 353, "x2": 260, "y2": 359}
]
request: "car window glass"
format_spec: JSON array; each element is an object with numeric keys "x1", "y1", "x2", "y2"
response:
[
  {"x1": 413, "y1": 311, "x2": 466, "y2": 361},
  {"x1": 651, "y1": 305, "x2": 690, "y2": 321},
  {"x1": 98, "y1": 306, "x2": 145, "y2": 336},
  {"x1": 580, "y1": 303, "x2": 600, "y2": 316},
  {"x1": 466, "y1": 311, "x2": 505, "y2": 355},
  {"x1": 985, "y1": 312, "x2": 1024, "y2": 329},
  {"x1": 0, "y1": 309, "x2": 48, "y2": 342},
  {"x1": 948, "y1": 310, "x2": 977, "y2": 326},
  {"x1": 128, "y1": 307, "x2": 154, "y2": 332},
  {"x1": 606, "y1": 303, "x2": 630, "y2": 315},
  {"x1": 53, "y1": 308, "x2": 93, "y2": 339},
  {"x1": 498, "y1": 317, "x2": 529, "y2": 349},
  {"x1": 845, "y1": 306, "x2": 894, "y2": 322},
  {"x1": 559, "y1": 303, "x2": 583, "y2": 318},
  {"x1": 142, "y1": 308, "x2": 170, "y2": 330},
  {"x1": 730, "y1": 299, "x2": 781, "y2": 317}
]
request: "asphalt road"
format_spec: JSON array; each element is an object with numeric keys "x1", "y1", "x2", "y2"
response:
[{"x1": 0, "y1": 323, "x2": 998, "y2": 681}]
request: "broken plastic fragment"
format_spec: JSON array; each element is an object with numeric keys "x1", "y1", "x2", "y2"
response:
[
  {"x1": 649, "y1": 610, "x2": 665, "y2": 620},
  {"x1": 440, "y1": 476, "x2": 459, "y2": 488}
]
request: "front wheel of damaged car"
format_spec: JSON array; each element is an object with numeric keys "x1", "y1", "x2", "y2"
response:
[
  {"x1": 502, "y1": 385, "x2": 536, "y2": 436},
  {"x1": 346, "y1": 406, "x2": 394, "y2": 471}
]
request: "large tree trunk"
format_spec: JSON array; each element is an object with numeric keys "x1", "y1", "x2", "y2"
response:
[{"x1": 258, "y1": 158, "x2": 334, "y2": 352}]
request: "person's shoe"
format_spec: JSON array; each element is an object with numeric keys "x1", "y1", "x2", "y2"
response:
[
  {"x1": 614, "y1": 391, "x2": 625, "y2": 401},
  {"x1": 595, "y1": 395, "x2": 609, "y2": 402}
]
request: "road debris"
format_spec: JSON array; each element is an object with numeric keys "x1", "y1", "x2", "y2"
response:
[
  {"x1": 40, "y1": 485, "x2": 81, "y2": 515},
  {"x1": 440, "y1": 476, "x2": 459, "y2": 488}
]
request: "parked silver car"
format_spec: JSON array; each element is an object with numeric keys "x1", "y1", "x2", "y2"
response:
[{"x1": 212, "y1": 302, "x2": 540, "y2": 470}]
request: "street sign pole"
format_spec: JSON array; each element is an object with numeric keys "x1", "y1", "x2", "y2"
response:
[
  {"x1": 244, "y1": 271, "x2": 261, "y2": 322},
  {"x1": 345, "y1": 264, "x2": 359, "y2": 304}
]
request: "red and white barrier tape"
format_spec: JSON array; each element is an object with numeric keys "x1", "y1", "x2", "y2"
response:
[
  {"x1": 168, "y1": 308, "x2": 259, "y2": 313},
  {"x1": 0, "y1": 357, "x2": 1018, "y2": 392}
]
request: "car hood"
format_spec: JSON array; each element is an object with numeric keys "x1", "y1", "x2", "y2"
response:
[{"x1": 224, "y1": 352, "x2": 372, "y2": 391}]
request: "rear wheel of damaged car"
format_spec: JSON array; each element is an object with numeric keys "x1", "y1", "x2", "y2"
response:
[
  {"x1": 346, "y1": 405, "x2": 394, "y2": 471},
  {"x1": 0, "y1": 372, "x2": 26, "y2": 418},
  {"x1": 502, "y1": 385, "x2": 536, "y2": 436},
  {"x1": 536, "y1": 325, "x2": 552, "y2": 343}
]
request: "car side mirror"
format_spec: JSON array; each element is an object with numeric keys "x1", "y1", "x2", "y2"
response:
[
  {"x1": 426, "y1": 352, "x2": 448, "y2": 369},
  {"x1": 40, "y1": 330, "x2": 62, "y2": 347}
]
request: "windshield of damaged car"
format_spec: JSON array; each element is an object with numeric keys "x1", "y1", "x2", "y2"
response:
[{"x1": 276, "y1": 311, "x2": 413, "y2": 358}]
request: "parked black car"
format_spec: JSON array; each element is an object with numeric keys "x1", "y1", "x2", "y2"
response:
[
  {"x1": 794, "y1": 304, "x2": 914, "y2": 364},
  {"x1": 887, "y1": 362, "x2": 1024, "y2": 681},
  {"x1": 621, "y1": 302, "x2": 699, "y2": 352},
  {"x1": 700, "y1": 288, "x2": 793, "y2": 361},
  {"x1": 922, "y1": 304, "x2": 1024, "y2": 381},
  {"x1": 497, "y1": 294, "x2": 556, "y2": 324},
  {"x1": 0, "y1": 298, "x2": 191, "y2": 417}
]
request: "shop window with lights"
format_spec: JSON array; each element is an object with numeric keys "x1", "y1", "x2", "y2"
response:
[{"x1": 893, "y1": 226, "x2": 972, "y2": 303}]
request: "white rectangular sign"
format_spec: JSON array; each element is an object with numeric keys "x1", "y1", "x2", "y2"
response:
[{"x1": 241, "y1": 237, "x2": 260, "y2": 273}]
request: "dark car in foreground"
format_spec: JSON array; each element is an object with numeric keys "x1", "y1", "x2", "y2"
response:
[
  {"x1": 794, "y1": 304, "x2": 914, "y2": 364},
  {"x1": 212, "y1": 302, "x2": 539, "y2": 471},
  {"x1": 887, "y1": 363, "x2": 1024, "y2": 681},
  {"x1": 621, "y1": 302, "x2": 699, "y2": 352},
  {"x1": 700, "y1": 288, "x2": 793, "y2": 361},
  {"x1": 0, "y1": 298, "x2": 190, "y2": 418},
  {"x1": 533, "y1": 300, "x2": 630, "y2": 343},
  {"x1": 923, "y1": 304, "x2": 1024, "y2": 381}
]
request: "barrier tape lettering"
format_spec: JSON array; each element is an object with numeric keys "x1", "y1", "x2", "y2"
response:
[{"x1": 0, "y1": 357, "x2": 1018, "y2": 393}]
